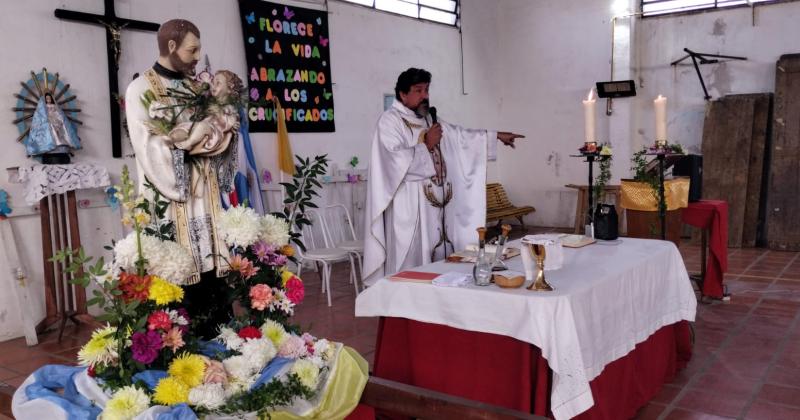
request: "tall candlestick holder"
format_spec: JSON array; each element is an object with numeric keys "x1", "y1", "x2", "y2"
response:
[
  {"x1": 571, "y1": 142, "x2": 610, "y2": 235},
  {"x1": 646, "y1": 140, "x2": 681, "y2": 240}
]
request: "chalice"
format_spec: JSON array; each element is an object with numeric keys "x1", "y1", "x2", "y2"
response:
[{"x1": 526, "y1": 243, "x2": 554, "y2": 291}]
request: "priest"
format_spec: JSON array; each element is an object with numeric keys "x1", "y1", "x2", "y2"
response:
[
  {"x1": 125, "y1": 19, "x2": 236, "y2": 338},
  {"x1": 363, "y1": 68, "x2": 523, "y2": 286}
]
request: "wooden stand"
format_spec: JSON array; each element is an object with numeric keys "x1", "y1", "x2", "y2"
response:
[{"x1": 37, "y1": 191, "x2": 94, "y2": 341}]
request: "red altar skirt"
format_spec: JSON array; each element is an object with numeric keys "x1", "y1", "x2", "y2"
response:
[{"x1": 350, "y1": 317, "x2": 691, "y2": 419}]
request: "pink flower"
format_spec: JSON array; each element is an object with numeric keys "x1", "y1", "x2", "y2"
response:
[
  {"x1": 230, "y1": 255, "x2": 259, "y2": 280},
  {"x1": 278, "y1": 335, "x2": 307, "y2": 358},
  {"x1": 161, "y1": 327, "x2": 185, "y2": 352},
  {"x1": 285, "y1": 277, "x2": 305, "y2": 304},
  {"x1": 249, "y1": 284, "x2": 273, "y2": 310},
  {"x1": 148, "y1": 310, "x2": 172, "y2": 331}
]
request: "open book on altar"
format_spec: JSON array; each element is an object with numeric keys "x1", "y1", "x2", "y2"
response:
[{"x1": 388, "y1": 271, "x2": 440, "y2": 283}]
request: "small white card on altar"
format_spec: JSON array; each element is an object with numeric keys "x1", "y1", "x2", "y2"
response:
[
  {"x1": 521, "y1": 234, "x2": 564, "y2": 271},
  {"x1": 432, "y1": 272, "x2": 472, "y2": 288}
]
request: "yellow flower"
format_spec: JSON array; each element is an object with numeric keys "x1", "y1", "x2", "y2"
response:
[
  {"x1": 134, "y1": 210, "x2": 151, "y2": 226},
  {"x1": 281, "y1": 269, "x2": 294, "y2": 287},
  {"x1": 103, "y1": 385, "x2": 150, "y2": 420},
  {"x1": 148, "y1": 276, "x2": 184, "y2": 305},
  {"x1": 168, "y1": 353, "x2": 206, "y2": 388},
  {"x1": 121, "y1": 216, "x2": 133, "y2": 227},
  {"x1": 78, "y1": 325, "x2": 118, "y2": 366},
  {"x1": 153, "y1": 377, "x2": 189, "y2": 406},
  {"x1": 290, "y1": 359, "x2": 320, "y2": 390},
  {"x1": 261, "y1": 319, "x2": 288, "y2": 348}
]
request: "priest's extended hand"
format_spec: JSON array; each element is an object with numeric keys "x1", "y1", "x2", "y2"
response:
[
  {"x1": 424, "y1": 123, "x2": 443, "y2": 151},
  {"x1": 497, "y1": 132, "x2": 525, "y2": 148}
]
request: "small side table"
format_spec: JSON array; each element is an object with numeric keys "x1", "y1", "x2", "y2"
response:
[
  {"x1": 12, "y1": 163, "x2": 110, "y2": 340},
  {"x1": 681, "y1": 200, "x2": 729, "y2": 299},
  {"x1": 566, "y1": 184, "x2": 623, "y2": 234}
]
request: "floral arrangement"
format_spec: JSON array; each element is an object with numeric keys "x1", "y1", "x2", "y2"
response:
[
  {"x1": 52, "y1": 157, "x2": 345, "y2": 419},
  {"x1": 630, "y1": 142, "x2": 685, "y2": 214}
]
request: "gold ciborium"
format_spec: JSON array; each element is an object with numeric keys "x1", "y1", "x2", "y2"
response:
[{"x1": 525, "y1": 243, "x2": 554, "y2": 291}]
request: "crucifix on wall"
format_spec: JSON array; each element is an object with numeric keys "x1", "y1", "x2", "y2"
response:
[{"x1": 55, "y1": 0, "x2": 160, "y2": 158}]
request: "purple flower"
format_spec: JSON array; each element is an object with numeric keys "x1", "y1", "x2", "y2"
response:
[
  {"x1": 269, "y1": 253, "x2": 288, "y2": 266},
  {"x1": 253, "y1": 240, "x2": 271, "y2": 262},
  {"x1": 131, "y1": 330, "x2": 163, "y2": 364},
  {"x1": 262, "y1": 170, "x2": 273, "y2": 184}
]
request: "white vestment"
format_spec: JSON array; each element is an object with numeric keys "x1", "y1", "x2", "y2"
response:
[
  {"x1": 363, "y1": 100, "x2": 496, "y2": 286},
  {"x1": 126, "y1": 69, "x2": 234, "y2": 284}
]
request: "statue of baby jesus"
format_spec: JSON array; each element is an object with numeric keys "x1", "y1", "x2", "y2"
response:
[{"x1": 168, "y1": 70, "x2": 243, "y2": 156}]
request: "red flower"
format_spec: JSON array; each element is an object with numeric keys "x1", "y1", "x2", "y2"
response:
[
  {"x1": 118, "y1": 272, "x2": 152, "y2": 303},
  {"x1": 147, "y1": 310, "x2": 172, "y2": 331},
  {"x1": 238, "y1": 326, "x2": 262, "y2": 340},
  {"x1": 285, "y1": 277, "x2": 305, "y2": 304},
  {"x1": 87, "y1": 364, "x2": 96, "y2": 377}
]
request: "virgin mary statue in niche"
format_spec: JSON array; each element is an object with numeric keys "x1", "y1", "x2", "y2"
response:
[{"x1": 26, "y1": 92, "x2": 82, "y2": 163}]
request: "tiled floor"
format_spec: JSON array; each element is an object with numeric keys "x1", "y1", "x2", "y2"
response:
[{"x1": 2, "y1": 239, "x2": 800, "y2": 419}]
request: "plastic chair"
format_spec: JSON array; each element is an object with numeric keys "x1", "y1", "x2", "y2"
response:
[
  {"x1": 324, "y1": 204, "x2": 364, "y2": 283},
  {"x1": 295, "y1": 209, "x2": 358, "y2": 306}
]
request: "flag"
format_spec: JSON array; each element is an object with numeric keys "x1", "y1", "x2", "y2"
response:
[{"x1": 274, "y1": 99, "x2": 295, "y2": 176}]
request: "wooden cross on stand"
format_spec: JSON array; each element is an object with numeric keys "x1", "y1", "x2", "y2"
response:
[{"x1": 55, "y1": 0, "x2": 160, "y2": 158}]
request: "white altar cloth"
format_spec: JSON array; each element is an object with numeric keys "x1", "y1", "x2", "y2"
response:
[{"x1": 355, "y1": 237, "x2": 697, "y2": 420}]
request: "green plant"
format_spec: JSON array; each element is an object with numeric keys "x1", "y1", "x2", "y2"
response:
[
  {"x1": 278, "y1": 155, "x2": 330, "y2": 252},
  {"x1": 593, "y1": 144, "x2": 613, "y2": 205}
]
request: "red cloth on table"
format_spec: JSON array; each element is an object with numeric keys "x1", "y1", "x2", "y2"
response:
[
  {"x1": 681, "y1": 200, "x2": 728, "y2": 298},
  {"x1": 367, "y1": 317, "x2": 691, "y2": 419}
]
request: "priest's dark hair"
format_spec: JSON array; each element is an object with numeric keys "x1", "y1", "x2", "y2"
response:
[
  {"x1": 395, "y1": 68, "x2": 431, "y2": 100},
  {"x1": 157, "y1": 19, "x2": 200, "y2": 56}
]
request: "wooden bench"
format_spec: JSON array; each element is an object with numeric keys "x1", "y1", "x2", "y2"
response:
[
  {"x1": 486, "y1": 183, "x2": 535, "y2": 231},
  {"x1": 359, "y1": 376, "x2": 545, "y2": 419}
]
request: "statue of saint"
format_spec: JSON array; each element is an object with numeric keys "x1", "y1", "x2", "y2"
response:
[
  {"x1": 125, "y1": 19, "x2": 240, "y2": 338},
  {"x1": 26, "y1": 92, "x2": 82, "y2": 163}
]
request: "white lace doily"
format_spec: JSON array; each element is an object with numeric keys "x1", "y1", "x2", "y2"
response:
[{"x1": 15, "y1": 164, "x2": 110, "y2": 205}]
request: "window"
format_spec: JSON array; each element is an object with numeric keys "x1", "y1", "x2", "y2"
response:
[
  {"x1": 339, "y1": 0, "x2": 460, "y2": 26},
  {"x1": 642, "y1": 0, "x2": 777, "y2": 17}
]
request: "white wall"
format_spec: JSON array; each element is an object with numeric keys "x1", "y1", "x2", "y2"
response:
[
  {"x1": 634, "y1": 1, "x2": 800, "y2": 153},
  {"x1": 0, "y1": 0, "x2": 498, "y2": 340}
]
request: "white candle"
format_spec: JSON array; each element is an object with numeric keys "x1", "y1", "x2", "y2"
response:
[
  {"x1": 582, "y1": 89, "x2": 596, "y2": 144},
  {"x1": 654, "y1": 94, "x2": 667, "y2": 141}
]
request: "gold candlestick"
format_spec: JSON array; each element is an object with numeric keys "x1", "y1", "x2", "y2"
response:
[{"x1": 526, "y1": 243, "x2": 554, "y2": 291}]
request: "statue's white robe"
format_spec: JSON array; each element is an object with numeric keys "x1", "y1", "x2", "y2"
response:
[{"x1": 363, "y1": 100, "x2": 496, "y2": 286}]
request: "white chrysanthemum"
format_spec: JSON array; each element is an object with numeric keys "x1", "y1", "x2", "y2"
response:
[
  {"x1": 224, "y1": 374, "x2": 258, "y2": 398},
  {"x1": 113, "y1": 232, "x2": 194, "y2": 284},
  {"x1": 216, "y1": 327, "x2": 244, "y2": 351},
  {"x1": 223, "y1": 355, "x2": 254, "y2": 380},
  {"x1": 217, "y1": 206, "x2": 262, "y2": 248},
  {"x1": 259, "y1": 214, "x2": 290, "y2": 246},
  {"x1": 290, "y1": 359, "x2": 320, "y2": 390},
  {"x1": 102, "y1": 385, "x2": 150, "y2": 420},
  {"x1": 239, "y1": 338, "x2": 277, "y2": 371},
  {"x1": 188, "y1": 383, "x2": 226, "y2": 410}
]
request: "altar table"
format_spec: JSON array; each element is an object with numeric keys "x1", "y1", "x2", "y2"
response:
[{"x1": 355, "y1": 238, "x2": 697, "y2": 419}]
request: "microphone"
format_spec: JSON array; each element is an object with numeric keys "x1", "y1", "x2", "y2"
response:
[{"x1": 429, "y1": 106, "x2": 438, "y2": 125}]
